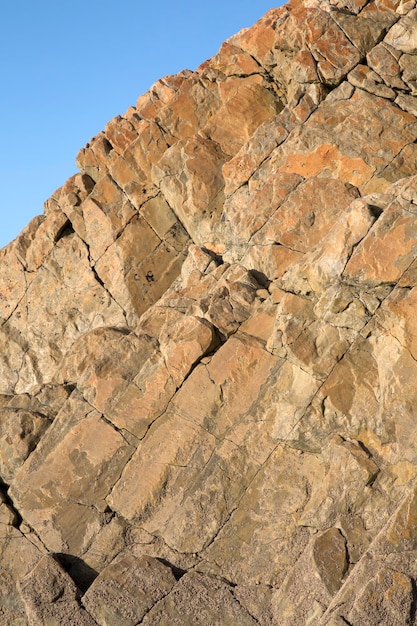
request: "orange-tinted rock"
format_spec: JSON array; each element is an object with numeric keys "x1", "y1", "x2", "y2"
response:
[
  {"x1": 252, "y1": 177, "x2": 360, "y2": 253},
  {"x1": 10, "y1": 391, "x2": 135, "y2": 553},
  {"x1": 204, "y1": 75, "x2": 281, "y2": 156},
  {"x1": 4, "y1": 0, "x2": 417, "y2": 623},
  {"x1": 153, "y1": 134, "x2": 228, "y2": 243},
  {"x1": 344, "y1": 199, "x2": 417, "y2": 286}
]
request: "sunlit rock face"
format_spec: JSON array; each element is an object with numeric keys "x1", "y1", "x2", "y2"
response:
[{"x1": 3, "y1": 0, "x2": 417, "y2": 623}]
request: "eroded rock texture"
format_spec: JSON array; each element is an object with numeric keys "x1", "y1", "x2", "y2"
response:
[{"x1": 2, "y1": 0, "x2": 417, "y2": 623}]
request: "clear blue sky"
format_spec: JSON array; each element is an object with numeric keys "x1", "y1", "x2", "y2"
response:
[{"x1": 0, "y1": 1, "x2": 278, "y2": 249}]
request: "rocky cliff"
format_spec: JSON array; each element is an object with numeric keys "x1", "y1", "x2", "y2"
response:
[{"x1": 2, "y1": 0, "x2": 417, "y2": 623}]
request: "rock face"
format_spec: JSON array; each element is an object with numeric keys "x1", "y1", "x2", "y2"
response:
[{"x1": 3, "y1": 0, "x2": 417, "y2": 623}]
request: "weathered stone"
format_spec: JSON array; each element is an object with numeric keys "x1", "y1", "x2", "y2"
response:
[
  {"x1": 0, "y1": 408, "x2": 51, "y2": 483},
  {"x1": 17, "y1": 209, "x2": 71, "y2": 272},
  {"x1": 266, "y1": 291, "x2": 356, "y2": 380},
  {"x1": 220, "y1": 171, "x2": 303, "y2": 255},
  {"x1": 201, "y1": 446, "x2": 317, "y2": 587},
  {"x1": 0, "y1": 232, "x2": 126, "y2": 395},
  {"x1": 222, "y1": 116, "x2": 290, "y2": 195},
  {"x1": 141, "y1": 571, "x2": 257, "y2": 625},
  {"x1": 395, "y1": 92, "x2": 417, "y2": 116},
  {"x1": 344, "y1": 194, "x2": 417, "y2": 286},
  {"x1": 270, "y1": 527, "x2": 347, "y2": 625},
  {"x1": 384, "y1": 8, "x2": 417, "y2": 53},
  {"x1": 280, "y1": 196, "x2": 378, "y2": 295},
  {"x1": 203, "y1": 75, "x2": 281, "y2": 156},
  {"x1": 251, "y1": 177, "x2": 360, "y2": 253},
  {"x1": 241, "y1": 243, "x2": 303, "y2": 283},
  {"x1": 367, "y1": 43, "x2": 408, "y2": 90},
  {"x1": 63, "y1": 173, "x2": 136, "y2": 262},
  {"x1": 152, "y1": 134, "x2": 228, "y2": 243},
  {"x1": 93, "y1": 211, "x2": 188, "y2": 323},
  {"x1": 0, "y1": 241, "x2": 28, "y2": 323},
  {"x1": 82, "y1": 553, "x2": 176, "y2": 626},
  {"x1": 399, "y1": 52, "x2": 417, "y2": 94},
  {"x1": 348, "y1": 64, "x2": 396, "y2": 99},
  {"x1": 276, "y1": 88, "x2": 417, "y2": 193},
  {"x1": 348, "y1": 567, "x2": 414, "y2": 626},
  {"x1": 314, "y1": 531, "x2": 349, "y2": 592},
  {"x1": 0, "y1": 498, "x2": 43, "y2": 626},
  {"x1": 9, "y1": 391, "x2": 135, "y2": 554},
  {"x1": 107, "y1": 408, "x2": 218, "y2": 529},
  {"x1": 159, "y1": 315, "x2": 219, "y2": 387},
  {"x1": 19, "y1": 555, "x2": 96, "y2": 626}
]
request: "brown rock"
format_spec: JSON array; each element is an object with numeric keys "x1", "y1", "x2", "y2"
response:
[
  {"x1": 153, "y1": 134, "x2": 228, "y2": 243},
  {"x1": 270, "y1": 527, "x2": 347, "y2": 624},
  {"x1": 9, "y1": 391, "x2": 135, "y2": 554},
  {"x1": 251, "y1": 177, "x2": 360, "y2": 253},
  {"x1": 0, "y1": 240, "x2": 28, "y2": 323},
  {"x1": 0, "y1": 408, "x2": 50, "y2": 483},
  {"x1": 222, "y1": 116, "x2": 289, "y2": 196},
  {"x1": 348, "y1": 64, "x2": 396, "y2": 99},
  {"x1": 203, "y1": 75, "x2": 281, "y2": 156},
  {"x1": 0, "y1": 493, "x2": 43, "y2": 625},
  {"x1": 348, "y1": 567, "x2": 414, "y2": 626},
  {"x1": 0, "y1": 231, "x2": 126, "y2": 394},
  {"x1": 367, "y1": 42, "x2": 407, "y2": 90},
  {"x1": 344, "y1": 193, "x2": 417, "y2": 287},
  {"x1": 82, "y1": 553, "x2": 177, "y2": 625},
  {"x1": 141, "y1": 571, "x2": 257, "y2": 625},
  {"x1": 19, "y1": 555, "x2": 96, "y2": 626},
  {"x1": 384, "y1": 9, "x2": 417, "y2": 53}
]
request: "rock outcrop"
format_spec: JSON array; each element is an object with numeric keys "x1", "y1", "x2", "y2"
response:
[{"x1": 2, "y1": 0, "x2": 417, "y2": 623}]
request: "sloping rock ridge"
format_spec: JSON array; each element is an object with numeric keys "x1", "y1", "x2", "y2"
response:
[{"x1": 3, "y1": 0, "x2": 417, "y2": 622}]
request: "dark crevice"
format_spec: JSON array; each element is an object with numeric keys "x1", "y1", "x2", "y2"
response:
[
  {"x1": 155, "y1": 558, "x2": 186, "y2": 581},
  {"x1": 0, "y1": 480, "x2": 23, "y2": 528},
  {"x1": 54, "y1": 553, "x2": 99, "y2": 594},
  {"x1": 158, "y1": 192, "x2": 191, "y2": 243},
  {"x1": 355, "y1": 439, "x2": 375, "y2": 459},
  {"x1": 329, "y1": 6, "x2": 356, "y2": 15},
  {"x1": 90, "y1": 264, "x2": 106, "y2": 290},
  {"x1": 340, "y1": 616, "x2": 354, "y2": 626},
  {"x1": 201, "y1": 247, "x2": 224, "y2": 266},
  {"x1": 410, "y1": 577, "x2": 417, "y2": 624},
  {"x1": 249, "y1": 269, "x2": 271, "y2": 289},
  {"x1": 90, "y1": 136, "x2": 113, "y2": 156},
  {"x1": 99, "y1": 412, "x2": 139, "y2": 448},
  {"x1": 367, "y1": 204, "x2": 384, "y2": 219},
  {"x1": 338, "y1": 528, "x2": 351, "y2": 581},
  {"x1": 231, "y1": 593, "x2": 262, "y2": 626},
  {"x1": 54, "y1": 221, "x2": 75, "y2": 243},
  {"x1": 64, "y1": 383, "x2": 77, "y2": 394}
]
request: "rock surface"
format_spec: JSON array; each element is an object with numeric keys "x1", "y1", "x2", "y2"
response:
[{"x1": 2, "y1": 0, "x2": 417, "y2": 623}]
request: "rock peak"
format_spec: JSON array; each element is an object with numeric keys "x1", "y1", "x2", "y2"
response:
[{"x1": 2, "y1": 0, "x2": 417, "y2": 623}]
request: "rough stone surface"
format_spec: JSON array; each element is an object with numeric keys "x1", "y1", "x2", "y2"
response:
[
  {"x1": 3, "y1": 0, "x2": 417, "y2": 623},
  {"x1": 18, "y1": 555, "x2": 96, "y2": 625},
  {"x1": 82, "y1": 553, "x2": 177, "y2": 625}
]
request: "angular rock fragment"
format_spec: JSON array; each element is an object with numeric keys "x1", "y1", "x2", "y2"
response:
[
  {"x1": 82, "y1": 553, "x2": 177, "y2": 626},
  {"x1": 141, "y1": 571, "x2": 257, "y2": 626},
  {"x1": 19, "y1": 555, "x2": 96, "y2": 626}
]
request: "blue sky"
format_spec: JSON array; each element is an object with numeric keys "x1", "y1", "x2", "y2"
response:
[{"x1": 0, "y1": 1, "x2": 278, "y2": 249}]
